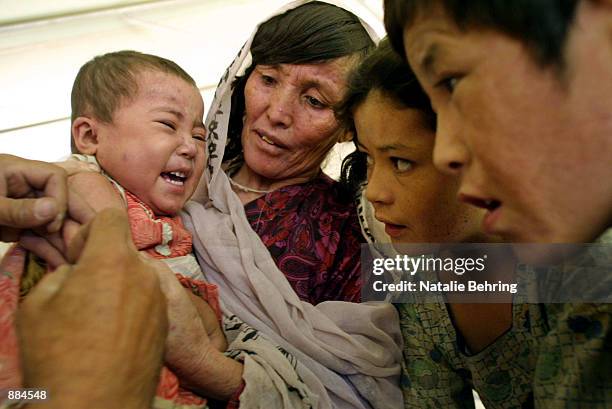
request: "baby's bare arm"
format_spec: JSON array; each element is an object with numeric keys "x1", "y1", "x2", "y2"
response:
[{"x1": 68, "y1": 173, "x2": 124, "y2": 212}]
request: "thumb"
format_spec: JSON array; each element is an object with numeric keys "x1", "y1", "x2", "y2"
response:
[{"x1": 0, "y1": 196, "x2": 60, "y2": 228}]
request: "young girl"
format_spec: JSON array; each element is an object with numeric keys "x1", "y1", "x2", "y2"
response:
[{"x1": 338, "y1": 39, "x2": 544, "y2": 408}]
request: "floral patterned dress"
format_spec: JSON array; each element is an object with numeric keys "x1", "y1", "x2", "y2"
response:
[{"x1": 243, "y1": 173, "x2": 364, "y2": 304}]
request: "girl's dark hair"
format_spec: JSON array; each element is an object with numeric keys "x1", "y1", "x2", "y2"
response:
[
  {"x1": 224, "y1": 1, "x2": 375, "y2": 163},
  {"x1": 337, "y1": 38, "x2": 436, "y2": 194}
]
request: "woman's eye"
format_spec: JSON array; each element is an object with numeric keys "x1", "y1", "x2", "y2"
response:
[
  {"x1": 261, "y1": 74, "x2": 275, "y2": 85},
  {"x1": 391, "y1": 158, "x2": 413, "y2": 172},
  {"x1": 305, "y1": 95, "x2": 325, "y2": 109}
]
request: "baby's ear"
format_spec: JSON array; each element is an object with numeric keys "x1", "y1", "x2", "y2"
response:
[{"x1": 72, "y1": 116, "x2": 100, "y2": 155}]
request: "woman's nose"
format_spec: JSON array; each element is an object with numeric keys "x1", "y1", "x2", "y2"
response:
[
  {"x1": 266, "y1": 89, "x2": 293, "y2": 128},
  {"x1": 432, "y1": 109, "x2": 469, "y2": 176}
]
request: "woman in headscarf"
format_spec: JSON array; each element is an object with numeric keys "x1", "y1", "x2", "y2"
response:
[{"x1": 178, "y1": 1, "x2": 403, "y2": 408}]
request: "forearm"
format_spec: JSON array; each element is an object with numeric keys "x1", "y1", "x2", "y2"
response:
[{"x1": 181, "y1": 348, "x2": 244, "y2": 401}]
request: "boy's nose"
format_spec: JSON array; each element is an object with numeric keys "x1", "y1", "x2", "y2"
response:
[
  {"x1": 432, "y1": 110, "x2": 469, "y2": 176},
  {"x1": 177, "y1": 133, "x2": 198, "y2": 158}
]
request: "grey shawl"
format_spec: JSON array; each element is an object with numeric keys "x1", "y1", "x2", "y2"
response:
[{"x1": 181, "y1": 2, "x2": 402, "y2": 408}]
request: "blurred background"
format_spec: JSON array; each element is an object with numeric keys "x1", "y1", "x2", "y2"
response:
[{"x1": 0, "y1": 0, "x2": 383, "y2": 178}]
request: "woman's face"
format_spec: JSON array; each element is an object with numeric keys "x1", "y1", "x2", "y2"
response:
[
  {"x1": 355, "y1": 90, "x2": 485, "y2": 244},
  {"x1": 241, "y1": 58, "x2": 351, "y2": 182}
]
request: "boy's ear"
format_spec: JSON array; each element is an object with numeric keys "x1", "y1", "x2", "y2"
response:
[{"x1": 72, "y1": 116, "x2": 100, "y2": 155}]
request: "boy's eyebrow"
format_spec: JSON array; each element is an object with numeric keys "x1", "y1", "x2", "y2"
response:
[
  {"x1": 420, "y1": 42, "x2": 440, "y2": 78},
  {"x1": 154, "y1": 107, "x2": 184, "y2": 118}
]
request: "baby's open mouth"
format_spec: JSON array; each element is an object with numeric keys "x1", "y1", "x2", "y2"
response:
[{"x1": 161, "y1": 171, "x2": 187, "y2": 186}]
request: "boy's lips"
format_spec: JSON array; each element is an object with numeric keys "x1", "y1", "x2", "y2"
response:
[
  {"x1": 459, "y1": 193, "x2": 503, "y2": 235},
  {"x1": 458, "y1": 193, "x2": 501, "y2": 211},
  {"x1": 160, "y1": 167, "x2": 192, "y2": 187}
]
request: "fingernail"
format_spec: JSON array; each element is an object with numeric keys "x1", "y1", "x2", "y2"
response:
[{"x1": 34, "y1": 198, "x2": 58, "y2": 220}]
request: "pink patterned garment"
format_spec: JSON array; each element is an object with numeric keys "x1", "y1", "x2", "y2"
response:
[
  {"x1": 244, "y1": 173, "x2": 365, "y2": 304},
  {"x1": 0, "y1": 190, "x2": 221, "y2": 409}
]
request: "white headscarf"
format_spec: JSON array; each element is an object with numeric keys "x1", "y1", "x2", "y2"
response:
[{"x1": 182, "y1": 2, "x2": 403, "y2": 408}]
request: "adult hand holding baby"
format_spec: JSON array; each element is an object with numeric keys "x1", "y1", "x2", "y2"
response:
[
  {"x1": 146, "y1": 257, "x2": 243, "y2": 400},
  {"x1": 18, "y1": 208, "x2": 168, "y2": 409},
  {"x1": 0, "y1": 154, "x2": 72, "y2": 241}
]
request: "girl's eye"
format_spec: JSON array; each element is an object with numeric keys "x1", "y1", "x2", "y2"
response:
[
  {"x1": 193, "y1": 134, "x2": 206, "y2": 142},
  {"x1": 306, "y1": 95, "x2": 325, "y2": 109},
  {"x1": 391, "y1": 158, "x2": 413, "y2": 172}
]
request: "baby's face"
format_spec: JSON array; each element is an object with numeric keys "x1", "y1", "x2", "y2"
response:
[
  {"x1": 355, "y1": 90, "x2": 485, "y2": 244},
  {"x1": 95, "y1": 70, "x2": 206, "y2": 216}
]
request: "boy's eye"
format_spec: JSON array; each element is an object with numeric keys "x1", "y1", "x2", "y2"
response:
[
  {"x1": 391, "y1": 158, "x2": 413, "y2": 172},
  {"x1": 159, "y1": 121, "x2": 176, "y2": 130},
  {"x1": 437, "y1": 76, "x2": 460, "y2": 94},
  {"x1": 305, "y1": 95, "x2": 325, "y2": 109}
]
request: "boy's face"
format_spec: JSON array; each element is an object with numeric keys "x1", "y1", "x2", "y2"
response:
[
  {"x1": 402, "y1": 3, "x2": 612, "y2": 243},
  {"x1": 96, "y1": 70, "x2": 206, "y2": 216},
  {"x1": 355, "y1": 90, "x2": 485, "y2": 244}
]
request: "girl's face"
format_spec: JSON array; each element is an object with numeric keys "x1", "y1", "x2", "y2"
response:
[{"x1": 355, "y1": 90, "x2": 485, "y2": 244}]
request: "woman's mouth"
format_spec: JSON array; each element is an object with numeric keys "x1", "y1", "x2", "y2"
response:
[
  {"x1": 261, "y1": 134, "x2": 276, "y2": 145},
  {"x1": 255, "y1": 130, "x2": 285, "y2": 149}
]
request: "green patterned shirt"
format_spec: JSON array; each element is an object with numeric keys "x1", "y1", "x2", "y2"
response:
[{"x1": 398, "y1": 231, "x2": 612, "y2": 408}]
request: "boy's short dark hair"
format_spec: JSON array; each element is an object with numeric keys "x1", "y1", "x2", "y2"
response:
[
  {"x1": 384, "y1": 0, "x2": 579, "y2": 67},
  {"x1": 70, "y1": 50, "x2": 197, "y2": 153}
]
